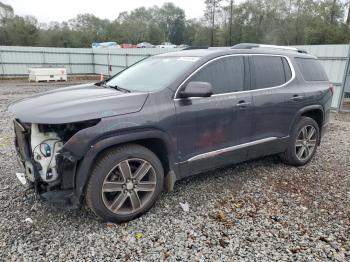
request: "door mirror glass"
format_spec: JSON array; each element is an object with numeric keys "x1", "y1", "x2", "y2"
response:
[{"x1": 178, "y1": 81, "x2": 213, "y2": 98}]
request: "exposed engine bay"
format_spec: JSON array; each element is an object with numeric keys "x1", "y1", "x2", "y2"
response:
[
  {"x1": 30, "y1": 124, "x2": 63, "y2": 182},
  {"x1": 14, "y1": 119, "x2": 100, "y2": 190}
]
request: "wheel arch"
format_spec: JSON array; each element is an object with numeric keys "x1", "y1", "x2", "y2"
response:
[
  {"x1": 74, "y1": 129, "x2": 176, "y2": 201},
  {"x1": 290, "y1": 105, "x2": 324, "y2": 143}
]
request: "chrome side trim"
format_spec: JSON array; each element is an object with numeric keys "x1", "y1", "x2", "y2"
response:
[
  {"x1": 173, "y1": 54, "x2": 296, "y2": 100},
  {"x1": 186, "y1": 137, "x2": 278, "y2": 162}
]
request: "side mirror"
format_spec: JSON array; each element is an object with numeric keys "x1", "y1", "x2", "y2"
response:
[{"x1": 178, "y1": 81, "x2": 213, "y2": 98}]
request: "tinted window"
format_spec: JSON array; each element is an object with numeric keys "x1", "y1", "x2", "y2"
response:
[
  {"x1": 251, "y1": 56, "x2": 286, "y2": 90},
  {"x1": 190, "y1": 56, "x2": 245, "y2": 94},
  {"x1": 295, "y1": 58, "x2": 328, "y2": 81}
]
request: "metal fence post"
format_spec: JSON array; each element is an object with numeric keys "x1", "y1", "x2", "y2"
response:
[
  {"x1": 0, "y1": 50, "x2": 4, "y2": 76},
  {"x1": 338, "y1": 45, "x2": 350, "y2": 112},
  {"x1": 107, "y1": 51, "x2": 111, "y2": 77},
  {"x1": 125, "y1": 53, "x2": 128, "y2": 68},
  {"x1": 92, "y1": 50, "x2": 95, "y2": 75},
  {"x1": 68, "y1": 52, "x2": 72, "y2": 74},
  {"x1": 42, "y1": 51, "x2": 46, "y2": 66}
]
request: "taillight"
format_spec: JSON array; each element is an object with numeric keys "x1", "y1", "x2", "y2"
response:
[{"x1": 329, "y1": 82, "x2": 334, "y2": 96}]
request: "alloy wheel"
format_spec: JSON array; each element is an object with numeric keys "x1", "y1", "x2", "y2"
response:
[
  {"x1": 101, "y1": 158, "x2": 157, "y2": 215},
  {"x1": 295, "y1": 125, "x2": 317, "y2": 161}
]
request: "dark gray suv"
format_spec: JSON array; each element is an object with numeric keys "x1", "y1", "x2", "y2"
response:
[{"x1": 9, "y1": 44, "x2": 333, "y2": 222}]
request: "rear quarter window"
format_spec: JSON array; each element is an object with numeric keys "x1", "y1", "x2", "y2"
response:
[
  {"x1": 295, "y1": 58, "x2": 328, "y2": 81},
  {"x1": 250, "y1": 56, "x2": 289, "y2": 90}
]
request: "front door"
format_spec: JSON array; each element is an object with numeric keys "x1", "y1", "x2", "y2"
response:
[{"x1": 174, "y1": 55, "x2": 254, "y2": 177}]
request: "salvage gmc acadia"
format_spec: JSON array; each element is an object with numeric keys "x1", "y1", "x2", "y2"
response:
[{"x1": 9, "y1": 44, "x2": 333, "y2": 222}]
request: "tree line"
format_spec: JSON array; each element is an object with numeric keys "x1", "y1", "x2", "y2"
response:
[{"x1": 1, "y1": 0, "x2": 350, "y2": 48}]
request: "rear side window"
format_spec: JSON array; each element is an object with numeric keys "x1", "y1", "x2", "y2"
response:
[
  {"x1": 190, "y1": 56, "x2": 245, "y2": 94},
  {"x1": 250, "y1": 56, "x2": 288, "y2": 90},
  {"x1": 295, "y1": 58, "x2": 328, "y2": 81}
]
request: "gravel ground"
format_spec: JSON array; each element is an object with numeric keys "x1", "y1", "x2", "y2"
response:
[{"x1": 0, "y1": 81, "x2": 349, "y2": 261}]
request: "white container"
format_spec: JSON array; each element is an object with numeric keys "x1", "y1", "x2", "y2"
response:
[{"x1": 28, "y1": 68, "x2": 67, "y2": 82}]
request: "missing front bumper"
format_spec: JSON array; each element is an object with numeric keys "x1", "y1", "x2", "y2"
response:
[
  {"x1": 13, "y1": 119, "x2": 83, "y2": 209},
  {"x1": 40, "y1": 189, "x2": 80, "y2": 209}
]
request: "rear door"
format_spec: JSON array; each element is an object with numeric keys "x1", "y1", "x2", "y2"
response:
[
  {"x1": 248, "y1": 55, "x2": 304, "y2": 158},
  {"x1": 174, "y1": 55, "x2": 254, "y2": 176}
]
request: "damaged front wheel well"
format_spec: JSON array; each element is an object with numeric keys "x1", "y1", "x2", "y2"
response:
[{"x1": 93, "y1": 138, "x2": 171, "y2": 178}]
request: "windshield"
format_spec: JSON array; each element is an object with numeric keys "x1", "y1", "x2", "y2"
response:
[{"x1": 106, "y1": 56, "x2": 199, "y2": 92}]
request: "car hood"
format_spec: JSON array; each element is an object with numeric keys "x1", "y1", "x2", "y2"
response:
[{"x1": 8, "y1": 83, "x2": 149, "y2": 124}]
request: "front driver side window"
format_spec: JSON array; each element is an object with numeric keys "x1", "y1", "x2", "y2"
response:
[{"x1": 190, "y1": 56, "x2": 245, "y2": 94}]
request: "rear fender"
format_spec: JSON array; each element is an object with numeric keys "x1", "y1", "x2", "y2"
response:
[{"x1": 289, "y1": 105, "x2": 324, "y2": 143}]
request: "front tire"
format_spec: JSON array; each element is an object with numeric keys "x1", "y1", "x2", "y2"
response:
[
  {"x1": 280, "y1": 116, "x2": 320, "y2": 166},
  {"x1": 86, "y1": 144, "x2": 164, "y2": 223}
]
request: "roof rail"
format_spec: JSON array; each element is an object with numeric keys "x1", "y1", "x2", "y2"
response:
[
  {"x1": 231, "y1": 43, "x2": 307, "y2": 54},
  {"x1": 182, "y1": 46, "x2": 209, "y2": 50}
]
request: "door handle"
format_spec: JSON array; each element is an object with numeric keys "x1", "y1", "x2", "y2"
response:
[
  {"x1": 236, "y1": 100, "x2": 251, "y2": 108},
  {"x1": 290, "y1": 94, "x2": 304, "y2": 101}
]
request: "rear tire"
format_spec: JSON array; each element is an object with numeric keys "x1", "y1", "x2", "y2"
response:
[
  {"x1": 86, "y1": 144, "x2": 164, "y2": 223},
  {"x1": 280, "y1": 116, "x2": 320, "y2": 166}
]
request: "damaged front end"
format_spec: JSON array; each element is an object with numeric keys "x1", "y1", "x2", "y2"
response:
[
  {"x1": 13, "y1": 119, "x2": 100, "y2": 208},
  {"x1": 9, "y1": 82, "x2": 149, "y2": 209}
]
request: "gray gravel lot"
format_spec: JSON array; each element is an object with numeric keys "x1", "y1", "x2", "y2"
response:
[{"x1": 0, "y1": 80, "x2": 349, "y2": 261}]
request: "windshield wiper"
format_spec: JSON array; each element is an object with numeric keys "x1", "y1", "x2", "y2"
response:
[{"x1": 103, "y1": 84, "x2": 131, "y2": 93}]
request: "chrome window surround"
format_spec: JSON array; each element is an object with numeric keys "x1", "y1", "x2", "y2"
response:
[{"x1": 174, "y1": 54, "x2": 296, "y2": 100}]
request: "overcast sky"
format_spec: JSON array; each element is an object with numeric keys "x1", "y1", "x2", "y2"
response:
[{"x1": 3, "y1": 0, "x2": 206, "y2": 23}]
